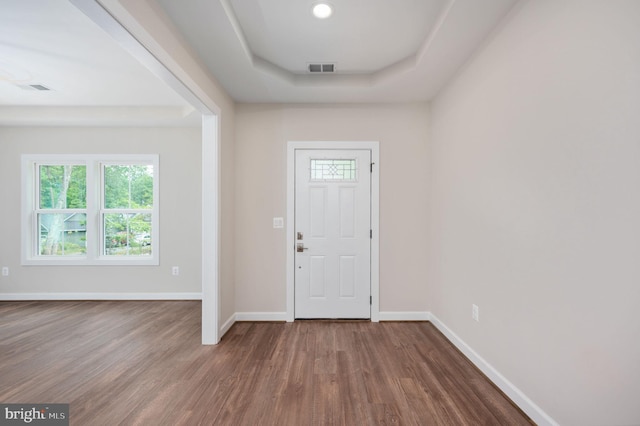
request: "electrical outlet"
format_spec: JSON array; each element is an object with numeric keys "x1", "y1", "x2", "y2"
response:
[
  {"x1": 172, "y1": 266, "x2": 180, "y2": 276},
  {"x1": 472, "y1": 304, "x2": 479, "y2": 322},
  {"x1": 1, "y1": 267, "x2": 8, "y2": 277}
]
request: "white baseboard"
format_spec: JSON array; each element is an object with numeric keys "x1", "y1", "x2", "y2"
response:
[
  {"x1": 428, "y1": 313, "x2": 558, "y2": 426},
  {"x1": 217, "y1": 312, "x2": 286, "y2": 342},
  {"x1": 0, "y1": 292, "x2": 202, "y2": 301},
  {"x1": 378, "y1": 311, "x2": 431, "y2": 321},
  {"x1": 230, "y1": 311, "x2": 429, "y2": 323},
  {"x1": 234, "y1": 312, "x2": 288, "y2": 322},
  {"x1": 220, "y1": 313, "x2": 236, "y2": 337}
]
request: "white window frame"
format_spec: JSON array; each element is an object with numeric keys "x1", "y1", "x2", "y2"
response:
[{"x1": 22, "y1": 154, "x2": 159, "y2": 266}]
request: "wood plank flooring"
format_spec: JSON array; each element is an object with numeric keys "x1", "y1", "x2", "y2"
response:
[{"x1": 0, "y1": 301, "x2": 533, "y2": 425}]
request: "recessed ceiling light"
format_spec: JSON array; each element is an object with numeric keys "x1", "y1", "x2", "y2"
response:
[{"x1": 312, "y1": 3, "x2": 333, "y2": 19}]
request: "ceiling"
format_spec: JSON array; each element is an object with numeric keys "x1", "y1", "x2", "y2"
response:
[
  {"x1": 0, "y1": 0, "x2": 520, "y2": 126},
  {"x1": 156, "y1": 0, "x2": 521, "y2": 103},
  {"x1": 0, "y1": 0, "x2": 197, "y2": 126}
]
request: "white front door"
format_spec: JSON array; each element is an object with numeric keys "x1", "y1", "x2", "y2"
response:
[{"x1": 294, "y1": 149, "x2": 371, "y2": 319}]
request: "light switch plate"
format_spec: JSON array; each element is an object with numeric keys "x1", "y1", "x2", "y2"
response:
[{"x1": 273, "y1": 217, "x2": 284, "y2": 228}]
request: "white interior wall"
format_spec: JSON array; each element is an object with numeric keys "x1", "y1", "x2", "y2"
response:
[
  {"x1": 234, "y1": 103, "x2": 430, "y2": 316},
  {"x1": 427, "y1": 1, "x2": 640, "y2": 424},
  {"x1": 0, "y1": 126, "x2": 202, "y2": 296}
]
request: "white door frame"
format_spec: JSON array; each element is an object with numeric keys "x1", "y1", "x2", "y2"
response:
[{"x1": 287, "y1": 141, "x2": 380, "y2": 322}]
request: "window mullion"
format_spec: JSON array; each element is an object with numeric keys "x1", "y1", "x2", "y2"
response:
[{"x1": 85, "y1": 160, "x2": 98, "y2": 260}]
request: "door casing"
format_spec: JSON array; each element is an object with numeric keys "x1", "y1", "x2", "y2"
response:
[{"x1": 286, "y1": 141, "x2": 380, "y2": 322}]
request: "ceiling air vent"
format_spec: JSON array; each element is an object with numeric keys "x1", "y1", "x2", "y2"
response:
[
  {"x1": 17, "y1": 84, "x2": 52, "y2": 91},
  {"x1": 308, "y1": 63, "x2": 335, "y2": 73}
]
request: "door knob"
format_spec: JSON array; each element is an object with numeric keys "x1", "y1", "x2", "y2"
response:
[{"x1": 296, "y1": 243, "x2": 309, "y2": 252}]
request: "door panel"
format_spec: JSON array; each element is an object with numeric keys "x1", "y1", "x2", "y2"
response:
[
  {"x1": 339, "y1": 187, "x2": 356, "y2": 238},
  {"x1": 309, "y1": 187, "x2": 327, "y2": 237},
  {"x1": 309, "y1": 256, "x2": 326, "y2": 298},
  {"x1": 339, "y1": 256, "x2": 356, "y2": 297},
  {"x1": 295, "y1": 149, "x2": 371, "y2": 319}
]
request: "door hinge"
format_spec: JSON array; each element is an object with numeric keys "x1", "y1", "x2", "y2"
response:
[
  {"x1": 370, "y1": 229, "x2": 373, "y2": 239},
  {"x1": 370, "y1": 296, "x2": 372, "y2": 305},
  {"x1": 370, "y1": 162, "x2": 374, "y2": 173}
]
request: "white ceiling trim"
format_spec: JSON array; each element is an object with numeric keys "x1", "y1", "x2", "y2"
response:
[
  {"x1": 416, "y1": 0, "x2": 456, "y2": 67},
  {"x1": 372, "y1": 0, "x2": 456, "y2": 87},
  {"x1": 220, "y1": 0, "x2": 254, "y2": 65}
]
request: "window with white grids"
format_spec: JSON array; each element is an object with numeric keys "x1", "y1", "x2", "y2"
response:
[{"x1": 22, "y1": 155, "x2": 159, "y2": 265}]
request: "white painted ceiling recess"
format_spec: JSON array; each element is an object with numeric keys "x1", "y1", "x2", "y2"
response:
[{"x1": 155, "y1": 0, "x2": 521, "y2": 103}]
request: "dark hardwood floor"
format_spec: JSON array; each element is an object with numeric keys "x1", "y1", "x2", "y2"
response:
[{"x1": 0, "y1": 301, "x2": 533, "y2": 425}]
